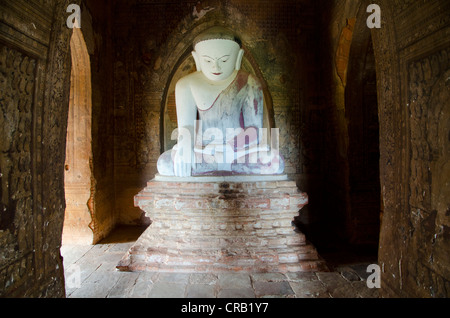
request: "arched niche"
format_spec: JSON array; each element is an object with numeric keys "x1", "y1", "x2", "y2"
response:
[
  {"x1": 160, "y1": 41, "x2": 276, "y2": 153},
  {"x1": 344, "y1": 6, "x2": 381, "y2": 247}
]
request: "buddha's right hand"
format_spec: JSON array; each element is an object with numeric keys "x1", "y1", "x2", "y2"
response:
[{"x1": 173, "y1": 147, "x2": 193, "y2": 177}]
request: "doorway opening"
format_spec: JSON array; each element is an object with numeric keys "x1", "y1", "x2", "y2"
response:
[
  {"x1": 62, "y1": 28, "x2": 94, "y2": 245},
  {"x1": 345, "y1": 32, "x2": 381, "y2": 252}
]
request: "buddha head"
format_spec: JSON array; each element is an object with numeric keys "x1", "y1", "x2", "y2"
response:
[{"x1": 192, "y1": 26, "x2": 245, "y2": 81}]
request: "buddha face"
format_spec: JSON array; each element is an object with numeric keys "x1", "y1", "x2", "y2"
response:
[{"x1": 193, "y1": 39, "x2": 244, "y2": 81}]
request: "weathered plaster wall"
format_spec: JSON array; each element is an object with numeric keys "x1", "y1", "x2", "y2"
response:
[
  {"x1": 320, "y1": 0, "x2": 450, "y2": 298},
  {"x1": 0, "y1": 0, "x2": 79, "y2": 297},
  {"x1": 0, "y1": 0, "x2": 115, "y2": 297}
]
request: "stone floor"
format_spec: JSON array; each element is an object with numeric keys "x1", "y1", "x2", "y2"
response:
[{"x1": 61, "y1": 226, "x2": 379, "y2": 299}]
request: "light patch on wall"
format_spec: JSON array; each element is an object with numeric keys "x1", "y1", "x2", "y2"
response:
[
  {"x1": 336, "y1": 18, "x2": 356, "y2": 87},
  {"x1": 192, "y1": 2, "x2": 214, "y2": 20}
]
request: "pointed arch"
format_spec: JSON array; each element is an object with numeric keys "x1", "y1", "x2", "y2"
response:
[
  {"x1": 62, "y1": 28, "x2": 94, "y2": 245},
  {"x1": 345, "y1": 8, "x2": 381, "y2": 247}
]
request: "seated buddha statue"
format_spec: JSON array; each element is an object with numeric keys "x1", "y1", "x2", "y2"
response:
[{"x1": 157, "y1": 26, "x2": 284, "y2": 177}]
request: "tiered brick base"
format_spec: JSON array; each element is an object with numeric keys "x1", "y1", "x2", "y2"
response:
[{"x1": 117, "y1": 175, "x2": 327, "y2": 273}]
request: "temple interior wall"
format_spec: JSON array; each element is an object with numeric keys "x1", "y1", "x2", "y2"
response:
[
  {"x1": 320, "y1": 0, "x2": 450, "y2": 297},
  {"x1": 0, "y1": 0, "x2": 448, "y2": 297}
]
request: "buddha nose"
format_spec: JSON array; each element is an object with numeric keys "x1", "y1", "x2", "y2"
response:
[{"x1": 213, "y1": 60, "x2": 221, "y2": 71}]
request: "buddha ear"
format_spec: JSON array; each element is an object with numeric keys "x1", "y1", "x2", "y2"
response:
[
  {"x1": 192, "y1": 51, "x2": 202, "y2": 72},
  {"x1": 235, "y1": 49, "x2": 244, "y2": 71}
]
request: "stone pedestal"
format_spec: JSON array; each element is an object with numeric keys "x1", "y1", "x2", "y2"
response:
[{"x1": 117, "y1": 175, "x2": 327, "y2": 273}]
